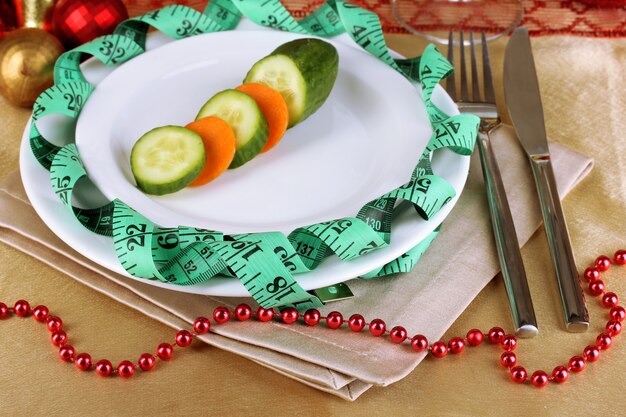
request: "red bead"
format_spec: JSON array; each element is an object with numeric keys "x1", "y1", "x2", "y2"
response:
[
  {"x1": 13, "y1": 300, "x2": 31, "y2": 317},
  {"x1": 531, "y1": 370, "x2": 549, "y2": 387},
  {"x1": 568, "y1": 356, "x2": 586, "y2": 372},
  {"x1": 602, "y1": 292, "x2": 619, "y2": 308},
  {"x1": 46, "y1": 316, "x2": 63, "y2": 332},
  {"x1": 500, "y1": 351, "x2": 517, "y2": 368},
  {"x1": 552, "y1": 366, "x2": 569, "y2": 383},
  {"x1": 303, "y1": 309, "x2": 321, "y2": 326},
  {"x1": 488, "y1": 327, "x2": 505, "y2": 344},
  {"x1": 157, "y1": 343, "x2": 173, "y2": 360},
  {"x1": 75, "y1": 353, "x2": 92, "y2": 371},
  {"x1": 411, "y1": 335, "x2": 429, "y2": 352},
  {"x1": 326, "y1": 311, "x2": 343, "y2": 329},
  {"x1": 193, "y1": 317, "x2": 211, "y2": 334},
  {"x1": 0, "y1": 302, "x2": 8, "y2": 319},
  {"x1": 390, "y1": 326, "x2": 408, "y2": 344},
  {"x1": 234, "y1": 304, "x2": 252, "y2": 321},
  {"x1": 138, "y1": 353, "x2": 156, "y2": 371},
  {"x1": 583, "y1": 345, "x2": 600, "y2": 362},
  {"x1": 588, "y1": 280, "x2": 605, "y2": 296},
  {"x1": 95, "y1": 359, "x2": 113, "y2": 376},
  {"x1": 32, "y1": 305, "x2": 49, "y2": 322},
  {"x1": 256, "y1": 307, "x2": 274, "y2": 322},
  {"x1": 466, "y1": 329, "x2": 484, "y2": 346},
  {"x1": 583, "y1": 266, "x2": 601, "y2": 282},
  {"x1": 595, "y1": 255, "x2": 612, "y2": 271},
  {"x1": 448, "y1": 337, "x2": 465, "y2": 354},
  {"x1": 281, "y1": 308, "x2": 299, "y2": 324},
  {"x1": 369, "y1": 319, "x2": 386, "y2": 337},
  {"x1": 610, "y1": 306, "x2": 626, "y2": 322},
  {"x1": 59, "y1": 345, "x2": 75, "y2": 362},
  {"x1": 596, "y1": 332, "x2": 613, "y2": 350},
  {"x1": 510, "y1": 366, "x2": 527, "y2": 383},
  {"x1": 176, "y1": 330, "x2": 193, "y2": 347},
  {"x1": 117, "y1": 361, "x2": 135, "y2": 378},
  {"x1": 614, "y1": 249, "x2": 626, "y2": 265},
  {"x1": 51, "y1": 330, "x2": 68, "y2": 347},
  {"x1": 213, "y1": 306, "x2": 230, "y2": 324},
  {"x1": 606, "y1": 319, "x2": 622, "y2": 336},
  {"x1": 501, "y1": 335, "x2": 518, "y2": 351},
  {"x1": 431, "y1": 341, "x2": 448, "y2": 358},
  {"x1": 348, "y1": 314, "x2": 365, "y2": 332}
]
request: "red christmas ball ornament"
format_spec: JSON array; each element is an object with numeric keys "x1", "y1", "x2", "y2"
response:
[
  {"x1": 466, "y1": 329, "x2": 484, "y2": 346},
  {"x1": 569, "y1": 356, "x2": 586, "y2": 372},
  {"x1": 596, "y1": 332, "x2": 613, "y2": 350},
  {"x1": 614, "y1": 249, "x2": 626, "y2": 265},
  {"x1": 0, "y1": 302, "x2": 8, "y2": 319},
  {"x1": 51, "y1": 0, "x2": 129, "y2": 50},
  {"x1": 51, "y1": 330, "x2": 67, "y2": 347},
  {"x1": 583, "y1": 266, "x2": 600, "y2": 282},
  {"x1": 501, "y1": 335, "x2": 518, "y2": 351},
  {"x1": 606, "y1": 319, "x2": 622, "y2": 336},
  {"x1": 303, "y1": 309, "x2": 321, "y2": 326},
  {"x1": 588, "y1": 280, "x2": 605, "y2": 296},
  {"x1": 602, "y1": 292, "x2": 619, "y2": 308},
  {"x1": 59, "y1": 345, "x2": 75, "y2": 362},
  {"x1": 95, "y1": 359, "x2": 113, "y2": 376}
]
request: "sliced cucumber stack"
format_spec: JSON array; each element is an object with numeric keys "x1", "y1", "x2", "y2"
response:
[
  {"x1": 130, "y1": 126, "x2": 205, "y2": 196},
  {"x1": 196, "y1": 89, "x2": 269, "y2": 169},
  {"x1": 244, "y1": 38, "x2": 338, "y2": 128}
]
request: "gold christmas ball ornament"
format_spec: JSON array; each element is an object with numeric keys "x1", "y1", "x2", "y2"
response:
[{"x1": 0, "y1": 28, "x2": 64, "y2": 107}]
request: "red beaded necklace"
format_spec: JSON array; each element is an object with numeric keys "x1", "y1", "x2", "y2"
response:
[{"x1": 2, "y1": 249, "x2": 624, "y2": 387}]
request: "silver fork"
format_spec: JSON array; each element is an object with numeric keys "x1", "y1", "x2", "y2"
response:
[{"x1": 445, "y1": 31, "x2": 538, "y2": 337}]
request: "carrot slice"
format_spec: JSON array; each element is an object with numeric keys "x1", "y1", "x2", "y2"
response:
[
  {"x1": 235, "y1": 82, "x2": 289, "y2": 153},
  {"x1": 185, "y1": 116, "x2": 236, "y2": 186}
]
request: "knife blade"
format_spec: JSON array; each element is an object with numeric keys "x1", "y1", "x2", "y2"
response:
[{"x1": 504, "y1": 27, "x2": 589, "y2": 332}]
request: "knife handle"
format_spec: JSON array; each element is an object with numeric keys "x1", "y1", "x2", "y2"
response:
[
  {"x1": 477, "y1": 132, "x2": 538, "y2": 337},
  {"x1": 529, "y1": 156, "x2": 589, "y2": 332}
]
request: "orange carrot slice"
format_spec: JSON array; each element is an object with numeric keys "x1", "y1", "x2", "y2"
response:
[
  {"x1": 185, "y1": 116, "x2": 236, "y2": 186},
  {"x1": 235, "y1": 82, "x2": 289, "y2": 153}
]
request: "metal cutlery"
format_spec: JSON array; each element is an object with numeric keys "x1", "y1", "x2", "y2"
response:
[
  {"x1": 504, "y1": 27, "x2": 589, "y2": 332},
  {"x1": 446, "y1": 31, "x2": 538, "y2": 337}
]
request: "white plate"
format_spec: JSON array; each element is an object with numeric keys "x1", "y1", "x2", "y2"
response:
[{"x1": 20, "y1": 26, "x2": 467, "y2": 297}]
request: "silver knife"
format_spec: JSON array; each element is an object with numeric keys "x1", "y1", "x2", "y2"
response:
[{"x1": 504, "y1": 27, "x2": 589, "y2": 332}]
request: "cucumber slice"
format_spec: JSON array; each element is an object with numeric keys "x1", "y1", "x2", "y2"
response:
[
  {"x1": 244, "y1": 38, "x2": 338, "y2": 128},
  {"x1": 130, "y1": 126, "x2": 205, "y2": 196},
  {"x1": 196, "y1": 89, "x2": 269, "y2": 169}
]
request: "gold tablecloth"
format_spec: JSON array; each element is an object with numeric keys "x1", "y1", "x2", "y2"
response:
[{"x1": 1, "y1": 34, "x2": 625, "y2": 415}]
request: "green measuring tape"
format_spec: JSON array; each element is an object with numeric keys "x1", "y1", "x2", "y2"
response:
[{"x1": 30, "y1": 0, "x2": 479, "y2": 311}]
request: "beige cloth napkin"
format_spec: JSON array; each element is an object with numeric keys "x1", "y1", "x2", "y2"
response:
[{"x1": 0, "y1": 125, "x2": 592, "y2": 400}]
